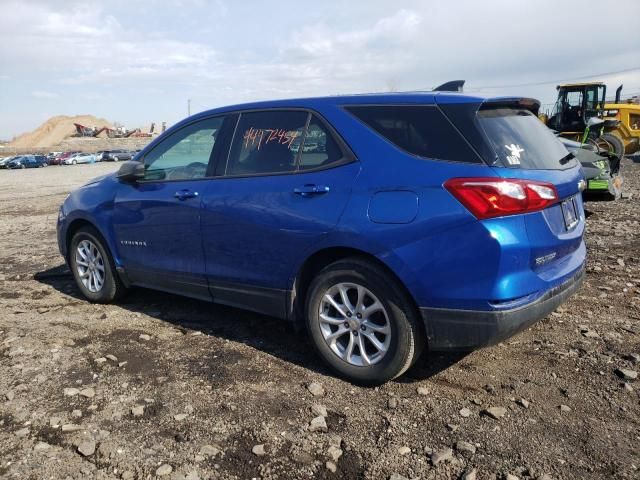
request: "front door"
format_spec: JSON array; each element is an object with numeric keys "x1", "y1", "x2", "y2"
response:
[
  {"x1": 200, "y1": 110, "x2": 360, "y2": 317},
  {"x1": 112, "y1": 115, "x2": 227, "y2": 300}
]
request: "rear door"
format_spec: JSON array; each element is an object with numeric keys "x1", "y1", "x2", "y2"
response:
[
  {"x1": 111, "y1": 115, "x2": 228, "y2": 300},
  {"x1": 200, "y1": 109, "x2": 359, "y2": 317}
]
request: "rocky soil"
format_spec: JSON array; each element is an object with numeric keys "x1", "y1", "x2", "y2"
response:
[{"x1": 0, "y1": 161, "x2": 638, "y2": 480}]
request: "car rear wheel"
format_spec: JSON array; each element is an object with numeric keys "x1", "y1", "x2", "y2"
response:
[
  {"x1": 69, "y1": 226, "x2": 127, "y2": 303},
  {"x1": 305, "y1": 257, "x2": 423, "y2": 384}
]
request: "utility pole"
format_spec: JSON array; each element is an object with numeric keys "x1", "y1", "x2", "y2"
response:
[{"x1": 187, "y1": 98, "x2": 191, "y2": 116}]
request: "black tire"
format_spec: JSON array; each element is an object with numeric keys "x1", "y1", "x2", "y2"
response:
[
  {"x1": 305, "y1": 257, "x2": 424, "y2": 384},
  {"x1": 602, "y1": 133, "x2": 625, "y2": 175},
  {"x1": 69, "y1": 226, "x2": 127, "y2": 303}
]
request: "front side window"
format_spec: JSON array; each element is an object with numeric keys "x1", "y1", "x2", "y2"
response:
[
  {"x1": 226, "y1": 111, "x2": 307, "y2": 175},
  {"x1": 143, "y1": 116, "x2": 225, "y2": 181}
]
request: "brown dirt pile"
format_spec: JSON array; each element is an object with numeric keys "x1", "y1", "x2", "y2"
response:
[{"x1": 8, "y1": 115, "x2": 113, "y2": 149}]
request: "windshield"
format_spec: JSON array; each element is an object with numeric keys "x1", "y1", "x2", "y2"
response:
[{"x1": 477, "y1": 107, "x2": 576, "y2": 170}]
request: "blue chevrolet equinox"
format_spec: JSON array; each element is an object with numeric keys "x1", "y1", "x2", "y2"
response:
[{"x1": 57, "y1": 92, "x2": 586, "y2": 383}]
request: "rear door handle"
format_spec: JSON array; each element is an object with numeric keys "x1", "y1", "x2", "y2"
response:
[
  {"x1": 293, "y1": 184, "x2": 330, "y2": 197},
  {"x1": 174, "y1": 189, "x2": 199, "y2": 200}
]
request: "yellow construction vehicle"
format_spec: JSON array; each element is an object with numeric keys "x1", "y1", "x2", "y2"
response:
[
  {"x1": 540, "y1": 82, "x2": 639, "y2": 157},
  {"x1": 603, "y1": 85, "x2": 640, "y2": 155}
]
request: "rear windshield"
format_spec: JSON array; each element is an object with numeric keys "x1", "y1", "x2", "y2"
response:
[
  {"x1": 476, "y1": 107, "x2": 575, "y2": 170},
  {"x1": 345, "y1": 105, "x2": 482, "y2": 163}
]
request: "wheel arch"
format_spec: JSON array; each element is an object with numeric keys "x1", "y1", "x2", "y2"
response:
[
  {"x1": 64, "y1": 217, "x2": 113, "y2": 263},
  {"x1": 64, "y1": 216, "x2": 130, "y2": 288},
  {"x1": 289, "y1": 246, "x2": 422, "y2": 333}
]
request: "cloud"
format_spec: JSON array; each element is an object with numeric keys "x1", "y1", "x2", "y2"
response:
[
  {"x1": 0, "y1": 0, "x2": 216, "y2": 82},
  {"x1": 31, "y1": 90, "x2": 59, "y2": 99},
  {"x1": 1, "y1": 0, "x2": 639, "y2": 138}
]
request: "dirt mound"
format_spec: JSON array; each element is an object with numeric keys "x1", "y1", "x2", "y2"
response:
[{"x1": 8, "y1": 115, "x2": 113, "y2": 149}]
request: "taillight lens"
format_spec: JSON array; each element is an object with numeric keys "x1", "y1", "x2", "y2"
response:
[{"x1": 444, "y1": 177, "x2": 559, "y2": 219}]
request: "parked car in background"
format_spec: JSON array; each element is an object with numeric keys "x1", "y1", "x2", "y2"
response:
[
  {"x1": 57, "y1": 92, "x2": 586, "y2": 383},
  {"x1": 46, "y1": 152, "x2": 63, "y2": 165},
  {"x1": 57, "y1": 151, "x2": 80, "y2": 165},
  {"x1": 47, "y1": 153, "x2": 61, "y2": 165},
  {"x1": 8, "y1": 155, "x2": 48, "y2": 169},
  {"x1": 64, "y1": 153, "x2": 96, "y2": 165},
  {"x1": 559, "y1": 137, "x2": 620, "y2": 199},
  {"x1": 102, "y1": 150, "x2": 133, "y2": 162},
  {"x1": 0, "y1": 156, "x2": 19, "y2": 169}
]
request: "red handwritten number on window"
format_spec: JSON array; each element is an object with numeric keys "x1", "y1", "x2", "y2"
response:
[{"x1": 243, "y1": 127, "x2": 300, "y2": 150}]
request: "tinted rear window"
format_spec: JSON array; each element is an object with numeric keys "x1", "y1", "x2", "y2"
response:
[
  {"x1": 476, "y1": 107, "x2": 575, "y2": 170},
  {"x1": 345, "y1": 105, "x2": 482, "y2": 163}
]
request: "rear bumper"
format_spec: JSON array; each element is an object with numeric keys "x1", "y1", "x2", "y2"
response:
[{"x1": 420, "y1": 265, "x2": 585, "y2": 350}]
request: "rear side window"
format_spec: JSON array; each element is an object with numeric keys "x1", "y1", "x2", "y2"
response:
[
  {"x1": 477, "y1": 108, "x2": 575, "y2": 170},
  {"x1": 226, "y1": 111, "x2": 306, "y2": 175},
  {"x1": 299, "y1": 115, "x2": 343, "y2": 170},
  {"x1": 345, "y1": 105, "x2": 482, "y2": 163}
]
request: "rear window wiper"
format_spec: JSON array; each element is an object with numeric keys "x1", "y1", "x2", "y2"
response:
[{"x1": 559, "y1": 152, "x2": 575, "y2": 165}]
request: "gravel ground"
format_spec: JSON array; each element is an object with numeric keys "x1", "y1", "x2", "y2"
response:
[{"x1": 0, "y1": 161, "x2": 638, "y2": 480}]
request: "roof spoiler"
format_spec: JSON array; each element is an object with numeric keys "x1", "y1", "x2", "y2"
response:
[
  {"x1": 480, "y1": 97, "x2": 541, "y2": 116},
  {"x1": 433, "y1": 80, "x2": 465, "y2": 92}
]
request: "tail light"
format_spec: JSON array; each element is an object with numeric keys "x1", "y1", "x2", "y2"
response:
[{"x1": 444, "y1": 177, "x2": 558, "y2": 219}]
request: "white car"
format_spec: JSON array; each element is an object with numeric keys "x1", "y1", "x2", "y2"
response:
[{"x1": 64, "y1": 153, "x2": 96, "y2": 165}]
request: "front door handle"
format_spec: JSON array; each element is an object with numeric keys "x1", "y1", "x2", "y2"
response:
[
  {"x1": 174, "y1": 189, "x2": 199, "y2": 200},
  {"x1": 293, "y1": 184, "x2": 330, "y2": 197}
]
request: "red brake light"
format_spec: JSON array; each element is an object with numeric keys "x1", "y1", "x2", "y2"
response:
[{"x1": 444, "y1": 177, "x2": 558, "y2": 219}]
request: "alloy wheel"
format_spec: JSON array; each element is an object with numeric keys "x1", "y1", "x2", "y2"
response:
[
  {"x1": 318, "y1": 282, "x2": 391, "y2": 367},
  {"x1": 75, "y1": 239, "x2": 105, "y2": 292}
]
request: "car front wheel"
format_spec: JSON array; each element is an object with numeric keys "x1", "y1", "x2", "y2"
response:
[
  {"x1": 305, "y1": 258, "x2": 423, "y2": 384},
  {"x1": 69, "y1": 226, "x2": 127, "y2": 303}
]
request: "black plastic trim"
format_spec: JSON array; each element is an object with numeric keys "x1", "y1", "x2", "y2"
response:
[
  {"x1": 208, "y1": 280, "x2": 288, "y2": 319},
  {"x1": 121, "y1": 265, "x2": 289, "y2": 319},
  {"x1": 126, "y1": 267, "x2": 212, "y2": 302},
  {"x1": 420, "y1": 266, "x2": 585, "y2": 350}
]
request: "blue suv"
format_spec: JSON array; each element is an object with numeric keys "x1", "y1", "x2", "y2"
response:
[{"x1": 57, "y1": 92, "x2": 586, "y2": 383}]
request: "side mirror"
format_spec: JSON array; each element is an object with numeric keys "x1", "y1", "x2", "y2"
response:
[{"x1": 117, "y1": 160, "x2": 144, "y2": 183}]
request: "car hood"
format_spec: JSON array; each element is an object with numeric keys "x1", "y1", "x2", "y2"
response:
[{"x1": 83, "y1": 173, "x2": 113, "y2": 186}]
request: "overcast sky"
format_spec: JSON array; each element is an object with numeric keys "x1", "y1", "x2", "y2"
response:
[{"x1": 0, "y1": 0, "x2": 639, "y2": 139}]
